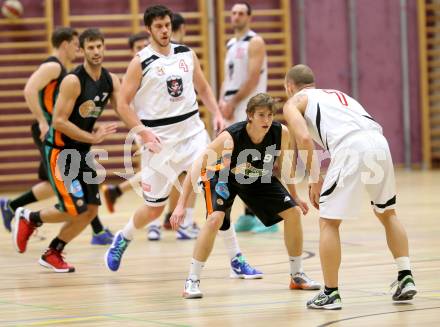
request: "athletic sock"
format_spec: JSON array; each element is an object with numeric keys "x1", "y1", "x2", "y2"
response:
[
  {"x1": 324, "y1": 286, "x2": 338, "y2": 295},
  {"x1": 188, "y1": 258, "x2": 205, "y2": 281},
  {"x1": 122, "y1": 217, "x2": 136, "y2": 240},
  {"x1": 219, "y1": 226, "x2": 241, "y2": 260},
  {"x1": 10, "y1": 190, "x2": 37, "y2": 211},
  {"x1": 90, "y1": 216, "x2": 104, "y2": 234},
  {"x1": 289, "y1": 255, "x2": 303, "y2": 275},
  {"x1": 49, "y1": 237, "x2": 67, "y2": 252},
  {"x1": 183, "y1": 208, "x2": 194, "y2": 227},
  {"x1": 28, "y1": 211, "x2": 43, "y2": 227},
  {"x1": 395, "y1": 257, "x2": 412, "y2": 281}
]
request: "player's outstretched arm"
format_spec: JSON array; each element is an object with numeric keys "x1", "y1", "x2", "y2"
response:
[
  {"x1": 170, "y1": 131, "x2": 233, "y2": 229},
  {"x1": 192, "y1": 51, "x2": 225, "y2": 133},
  {"x1": 24, "y1": 62, "x2": 62, "y2": 140},
  {"x1": 283, "y1": 94, "x2": 321, "y2": 209},
  {"x1": 279, "y1": 125, "x2": 309, "y2": 215}
]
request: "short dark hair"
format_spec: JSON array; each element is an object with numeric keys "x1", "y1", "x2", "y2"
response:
[
  {"x1": 128, "y1": 31, "x2": 150, "y2": 49},
  {"x1": 143, "y1": 5, "x2": 173, "y2": 28},
  {"x1": 246, "y1": 93, "x2": 276, "y2": 116},
  {"x1": 233, "y1": 2, "x2": 252, "y2": 15},
  {"x1": 51, "y1": 27, "x2": 78, "y2": 48},
  {"x1": 172, "y1": 13, "x2": 185, "y2": 32},
  {"x1": 79, "y1": 28, "x2": 104, "y2": 48}
]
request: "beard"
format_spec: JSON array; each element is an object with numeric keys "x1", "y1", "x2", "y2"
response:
[{"x1": 151, "y1": 34, "x2": 170, "y2": 48}]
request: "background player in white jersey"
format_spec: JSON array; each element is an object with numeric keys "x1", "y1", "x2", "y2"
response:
[
  {"x1": 283, "y1": 64, "x2": 417, "y2": 310},
  {"x1": 219, "y1": 2, "x2": 274, "y2": 234},
  {"x1": 105, "y1": 6, "x2": 261, "y2": 278}
]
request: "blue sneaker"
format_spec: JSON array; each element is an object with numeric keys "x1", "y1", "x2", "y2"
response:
[
  {"x1": 105, "y1": 230, "x2": 130, "y2": 272},
  {"x1": 251, "y1": 219, "x2": 279, "y2": 233},
  {"x1": 230, "y1": 253, "x2": 263, "y2": 279},
  {"x1": 91, "y1": 228, "x2": 114, "y2": 245},
  {"x1": 0, "y1": 198, "x2": 13, "y2": 232},
  {"x1": 234, "y1": 214, "x2": 257, "y2": 232},
  {"x1": 176, "y1": 224, "x2": 198, "y2": 240}
]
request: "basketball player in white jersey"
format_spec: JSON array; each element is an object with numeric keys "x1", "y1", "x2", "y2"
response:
[
  {"x1": 219, "y1": 2, "x2": 275, "y2": 233},
  {"x1": 283, "y1": 64, "x2": 417, "y2": 309},
  {"x1": 105, "y1": 5, "x2": 262, "y2": 278}
]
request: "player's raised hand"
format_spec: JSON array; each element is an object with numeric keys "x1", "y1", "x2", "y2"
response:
[
  {"x1": 92, "y1": 123, "x2": 118, "y2": 144},
  {"x1": 170, "y1": 204, "x2": 186, "y2": 230},
  {"x1": 139, "y1": 128, "x2": 162, "y2": 153}
]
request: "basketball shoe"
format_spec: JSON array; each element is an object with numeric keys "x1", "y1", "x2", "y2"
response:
[
  {"x1": 105, "y1": 231, "x2": 130, "y2": 271},
  {"x1": 39, "y1": 248, "x2": 75, "y2": 273},
  {"x1": 183, "y1": 279, "x2": 203, "y2": 299},
  {"x1": 306, "y1": 290, "x2": 342, "y2": 310},
  {"x1": 230, "y1": 253, "x2": 263, "y2": 279},
  {"x1": 391, "y1": 275, "x2": 417, "y2": 301},
  {"x1": 289, "y1": 272, "x2": 321, "y2": 290},
  {"x1": 101, "y1": 184, "x2": 120, "y2": 213},
  {"x1": 13, "y1": 207, "x2": 37, "y2": 253},
  {"x1": 0, "y1": 198, "x2": 13, "y2": 232},
  {"x1": 91, "y1": 228, "x2": 114, "y2": 245}
]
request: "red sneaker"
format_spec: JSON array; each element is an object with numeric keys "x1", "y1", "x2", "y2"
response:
[
  {"x1": 39, "y1": 248, "x2": 75, "y2": 273},
  {"x1": 101, "y1": 184, "x2": 117, "y2": 213},
  {"x1": 13, "y1": 207, "x2": 36, "y2": 253}
]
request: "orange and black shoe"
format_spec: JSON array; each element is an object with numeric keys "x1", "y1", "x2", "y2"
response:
[
  {"x1": 39, "y1": 248, "x2": 75, "y2": 273},
  {"x1": 289, "y1": 272, "x2": 321, "y2": 290},
  {"x1": 101, "y1": 184, "x2": 121, "y2": 213}
]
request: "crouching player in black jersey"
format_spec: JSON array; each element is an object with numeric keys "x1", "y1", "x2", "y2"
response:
[{"x1": 171, "y1": 93, "x2": 321, "y2": 298}]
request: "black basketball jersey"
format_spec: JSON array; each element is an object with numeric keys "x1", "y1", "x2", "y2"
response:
[
  {"x1": 225, "y1": 121, "x2": 282, "y2": 185},
  {"x1": 47, "y1": 64, "x2": 113, "y2": 151},
  {"x1": 38, "y1": 56, "x2": 67, "y2": 124}
]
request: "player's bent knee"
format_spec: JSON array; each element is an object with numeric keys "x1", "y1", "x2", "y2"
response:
[{"x1": 206, "y1": 212, "x2": 225, "y2": 231}]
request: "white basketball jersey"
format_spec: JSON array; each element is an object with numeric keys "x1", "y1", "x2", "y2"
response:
[
  {"x1": 133, "y1": 43, "x2": 204, "y2": 143},
  {"x1": 298, "y1": 88, "x2": 382, "y2": 153},
  {"x1": 223, "y1": 30, "x2": 267, "y2": 104}
]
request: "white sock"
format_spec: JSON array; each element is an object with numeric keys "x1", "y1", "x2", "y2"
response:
[
  {"x1": 289, "y1": 255, "x2": 303, "y2": 275},
  {"x1": 219, "y1": 226, "x2": 241, "y2": 260},
  {"x1": 183, "y1": 208, "x2": 194, "y2": 227},
  {"x1": 147, "y1": 217, "x2": 161, "y2": 228},
  {"x1": 188, "y1": 258, "x2": 205, "y2": 281},
  {"x1": 395, "y1": 256, "x2": 411, "y2": 271},
  {"x1": 122, "y1": 217, "x2": 136, "y2": 241}
]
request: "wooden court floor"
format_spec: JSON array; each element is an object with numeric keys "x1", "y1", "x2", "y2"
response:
[{"x1": 0, "y1": 169, "x2": 439, "y2": 326}]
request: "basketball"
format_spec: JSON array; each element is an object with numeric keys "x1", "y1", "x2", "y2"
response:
[{"x1": 1, "y1": 0, "x2": 23, "y2": 19}]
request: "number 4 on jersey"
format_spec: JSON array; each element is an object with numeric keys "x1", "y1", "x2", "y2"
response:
[
  {"x1": 323, "y1": 90, "x2": 348, "y2": 106},
  {"x1": 179, "y1": 59, "x2": 188, "y2": 72}
]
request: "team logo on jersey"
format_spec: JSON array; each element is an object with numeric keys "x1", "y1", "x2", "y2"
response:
[
  {"x1": 166, "y1": 75, "x2": 183, "y2": 98},
  {"x1": 79, "y1": 100, "x2": 101, "y2": 118}
]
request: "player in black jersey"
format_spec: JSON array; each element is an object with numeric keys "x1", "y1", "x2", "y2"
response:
[
  {"x1": 170, "y1": 93, "x2": 321, "y2": 298},
  {"x1": 12, "y1": 28, "x2": 120, "y2": 273},
  {"x1": 1, "y1": 28, "x2": 113, "y2": 246},
  {"x1": 1, "y1": 27, "x2": 77, "y2": 231}
]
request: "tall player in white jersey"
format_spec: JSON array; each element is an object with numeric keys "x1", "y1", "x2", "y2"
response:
[
  {"x1": 219, "y1": 2, "x2": 274, "y2": 233},
  {"x1": 105, "y1": 5, "x2": 262, "y2": 277},
  {"x1": 283, "y1": 64, "x2": 417, "y2": 310}
]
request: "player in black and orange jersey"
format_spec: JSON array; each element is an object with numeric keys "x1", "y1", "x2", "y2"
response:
[
  {"x1": 0, "y1": 27, "x2": 114, "y2": 246},
  {"x1": 12, "y1": 28, "x2": 120, "y2": 273}
]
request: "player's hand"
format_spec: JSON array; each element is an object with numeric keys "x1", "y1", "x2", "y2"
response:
[
  {"x1": 308, "y1": 180, "x2": 323, "y2": 210},
  {"x1": 92, "y1": 123, "x2": 118, "y2": 144},
  {"x1": 213, "y1": 111, "x2": 225, "y2": 134},
  {"x1": 170, "y1": 204, "x2": 186, "y2": 230},
  {"x1": 38, "y1": 120, "x2": 49, "y2": 141},
  {"x1": 220, "y1": 100, "x2": 234, "y2": 120},
  {"x1": 294, "y1": 196, "x2": 309, "y2": 215},
  {"x1": 139, "y1": 128, "x2": 162, "y2": 153}
]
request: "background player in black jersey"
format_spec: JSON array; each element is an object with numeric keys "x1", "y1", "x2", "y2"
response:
[
  {"x1": 12, "y1": 28, "x2": 120, "y2": 273},
  {"x1": 0, "y1": 28, "x2": 114, "y2": 246},
  {"x1": 171, "y1": 93, "x2": 321, "y2": 298}
]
